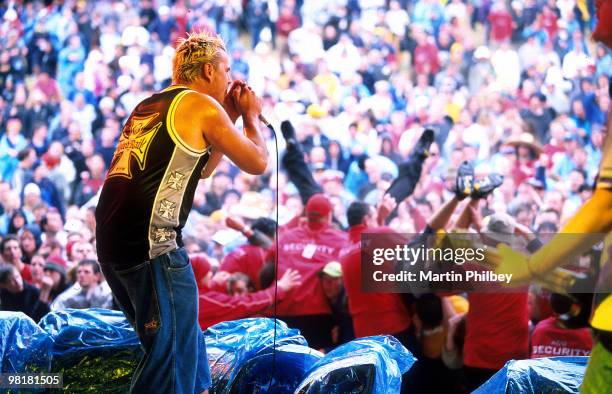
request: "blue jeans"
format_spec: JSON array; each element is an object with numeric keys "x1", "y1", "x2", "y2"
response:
[{"x1": 101, "y1": 248, "x2": 211, "y2": 393}]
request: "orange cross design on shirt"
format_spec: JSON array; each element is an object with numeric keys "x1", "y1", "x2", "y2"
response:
[{"x1": 108, "y1": 113, "x2": 162, "y2": 179}]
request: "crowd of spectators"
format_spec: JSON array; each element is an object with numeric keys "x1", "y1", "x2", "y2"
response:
[{"x1": 0, "y1": 0, "x2": 608, "y2": 392}]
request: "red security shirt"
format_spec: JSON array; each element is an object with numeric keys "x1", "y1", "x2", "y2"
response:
[
  {"x1": 464, "y1": 292, "x2": 530, "y2": 370},
  {"x1": 341, "y1": 226, "x2": 412, "y2": 337},
  {"x1": 275, "y1": 223, "x2": 348, "y2": 316},
  {"x1": 531, "y1": 317, "x2": 592, "y2": 358},
  {"x1": 219, "y1": 244, "x2": 267, "y2": 290}
]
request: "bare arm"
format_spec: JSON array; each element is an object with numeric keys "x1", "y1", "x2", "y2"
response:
[
  {"x1": 177, "y1": 92, "x2": 268, "y2": 175},
  {"x1": 428, "y1": 196, "x2": 460, "y2": 231},
  {"x1": 452, "y1": 199, "x2": 476, "y2": 230},
  {"x1": 489, "y1": 188, "x2": 612, "y2": 282},
  {"x1": 200, "y1": 149, "x2": 223, "y2": 179},
  {"x1": 528, "y1": 188, "x2": 612, "y2": 276}
]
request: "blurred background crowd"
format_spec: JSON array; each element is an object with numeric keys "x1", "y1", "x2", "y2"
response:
[{"x1": 0, "y1": 0, "x2": 608, "y2": 392}]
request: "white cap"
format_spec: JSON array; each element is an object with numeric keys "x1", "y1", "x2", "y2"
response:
[{"x1": 24, "y1": 183, "x2": 41, "y2": 196}]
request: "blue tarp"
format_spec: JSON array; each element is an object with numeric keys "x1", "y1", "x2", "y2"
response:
[
  {"x1": 229, "y1": 343, "x2": 323, "y2": 393},
  {"x1": 0, "y1": 311, "x2": 52, "y2": 374},
  {"x1": 473, "y1": 357, "x2": 588, "y2": 394},
  {"x1": 39, "y1": 308, "x2": 142, "y2": 393},
  {"x1": 1, "y1": 312, "x2": 421, "y2": 394},
  {"x1": 204, "y1": 318, "x2": 309, "y2": 393},
  {"x1": 295, "y1": 335, "x2": 416, "y2": 394}
]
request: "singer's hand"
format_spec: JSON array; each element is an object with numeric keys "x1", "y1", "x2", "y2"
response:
[
  {"x1": 223, "y1": 80, "x2": 244, "y2": 123},
  {"x1": 233, "y1": 83, "x2": 262, "y2": 122}
]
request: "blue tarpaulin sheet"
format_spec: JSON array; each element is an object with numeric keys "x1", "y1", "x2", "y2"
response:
[
  {"x1": 0, "y1": 311, "x2": 52, "y2": 374},
  {"x1": 1, "y1": 312, "x2": 422, "y2": 394},
  {"x1": 473, "y1": 356, "x2": 588, "y2": 394},
  {"x1": 229, "y1": 342, "x2": 323, "y2": 393},
  {"x1": 295, "y1": 335, "x2": 416, "y2": 394},
  {"x1": 204, "y1": 317, "x2": 309, "y2": 393},
  {"x1": 39, "y1": 308, "x2": 142, "y2": 393}
]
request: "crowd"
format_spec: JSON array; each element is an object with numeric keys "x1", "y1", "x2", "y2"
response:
[{"x1": 0, "y1": 0, "x2": 608, "y2": 393}]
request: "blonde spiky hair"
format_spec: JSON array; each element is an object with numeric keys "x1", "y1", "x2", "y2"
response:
[{"x1": 172, "y1": 31, "x2": 227, "y2": 84}]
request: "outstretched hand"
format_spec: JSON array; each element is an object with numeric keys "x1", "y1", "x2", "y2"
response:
[{"x1": 277, "y1": 268, "x2": 302, "y2": 291}]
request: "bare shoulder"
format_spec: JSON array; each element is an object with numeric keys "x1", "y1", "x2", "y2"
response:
[
  {"x1": 170, "y1": 91, "x2": 230, "y2": 152},
  {"x1": 176, "y1": 91, "x2": 223, "y2": 119}
]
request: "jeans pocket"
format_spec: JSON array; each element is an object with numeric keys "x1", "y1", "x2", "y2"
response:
[
  {"x1": 164, "y1": 249, "x2": 191, "y2": 271},
  {"x1": 115, "y1": 262, "x2": 162, "y2": 349}
]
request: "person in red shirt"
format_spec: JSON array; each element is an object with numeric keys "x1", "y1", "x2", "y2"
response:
[
  {"x1": 341, "y1": 223, "x2": 413, "y2": 343},
  {"x1": 540, "y1": 5, "x2": 558, "y2": 42},
  {"x1": 531, "y1": 292, "x2": 593, "y2": 358},
  {"x1": 341, "y1": 186, "x2": 468, "y2": 349},
  {"x1": 219, "y1": 217, "x2": 276, "y2": 290},
  {"x1": 341, "y1": 133, "x2": 457, "y2": 350},
  {"x1": 461, "y1": 211, "x2": 530, "y2": 391},
  {"x1": 488, "y1": 2, "x2": 514, "y2": 44},
  {"x1": 276, "y1": 3, "x2": 300, "y2": 56},
  {"x1": 413, "y1": 31, "x2": 440, "y2": 77},
  {"x1": 193, "y1": 254, "x2": 301, "y2": 330},
  {"x1": 275, "y1": 194, "x2": 348, "y2": 349}
]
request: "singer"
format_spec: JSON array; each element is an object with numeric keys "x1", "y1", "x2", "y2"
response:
[{"x1": 95, "y1": 32, "x2": 268, "y2": 394}]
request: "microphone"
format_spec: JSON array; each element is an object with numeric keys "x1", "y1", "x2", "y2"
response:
[{"x1": 258, "y1": 114, "x2": 271, "y2": 127}]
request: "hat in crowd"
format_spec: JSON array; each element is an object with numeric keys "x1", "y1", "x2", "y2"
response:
[
  {"x1": 505, "y1": 132, "x2": 542, "y2": 155},
  {"x1": 211, "y1": 229, "x2": 241, "y2": 246},
  {"x1": 46, "y1": 254, "x2": 68, "y2": 269},
  {"x1": 320, "y1": 261, "x2": 342, "y2": 278},
  {"x1": 305, "y1": 194, "x2": 333, "y2": 230},
  {"x1": 482, "y1": 213, "x2": 516, "y2": 245},
  {"x1": 158, "y1": 5, "x2": 170, "y2": 15},
  {"x1": 305, "y1": 194, "x2": 332, "y2": 219},
  {"x1": 307, "y1": 104, "x2": 328, "y2": 118},
  {"x1": 44, "y1": 261, "x2": 66, "y2": 277},
  {"x1": 229, "y1": 192, "x2": 270, "y2": 220},
  {"x1": 474, "y1": 46, "x2": 491, "y2": 60},
  {"x1": 24, "y1": 183, "x2": 41, "y2": 196}
]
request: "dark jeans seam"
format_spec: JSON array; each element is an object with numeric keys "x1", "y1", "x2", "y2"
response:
[
  {"x1": 163, "y1": 254, "x2": 177, "y2": 393},
  {"x1": 129, "y1": 260, "x2": 156, "y2": 393}
]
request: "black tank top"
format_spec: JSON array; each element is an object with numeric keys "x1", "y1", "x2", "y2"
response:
[{"x1": 96, "y1": 86, "x2": 210, "y2": 266}]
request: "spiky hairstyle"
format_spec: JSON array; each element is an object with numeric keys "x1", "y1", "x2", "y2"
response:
[{"x1": 172, "y1": 31, "x2": 226, "y2": 84}]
